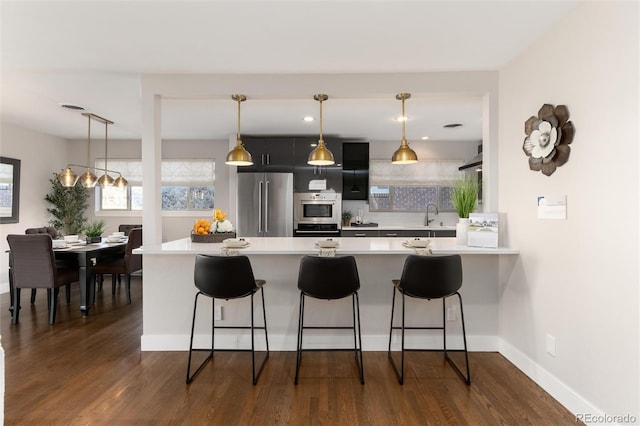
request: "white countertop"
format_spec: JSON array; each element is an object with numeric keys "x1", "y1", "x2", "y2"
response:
[{"x1": 135, "y1": 236, "x2": 518, "y2": 255}]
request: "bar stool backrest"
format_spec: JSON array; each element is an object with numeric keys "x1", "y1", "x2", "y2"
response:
[
  {"x1": 398, "y1": 254, "x2": 463, "y2": 299},
  {"x1": 7, "y1": 234, "x2": 57, "y2": 289},
  {"x1": 194, "y1": 255, "x2": 257, "y2": 299},
  {"x1": 297, "y1": 255, "x2": 360, "y2": 300}
]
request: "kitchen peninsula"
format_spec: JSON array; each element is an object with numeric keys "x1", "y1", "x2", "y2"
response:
[{"x1": 136, "y1": 237, "x2": 518, "y2": 352}]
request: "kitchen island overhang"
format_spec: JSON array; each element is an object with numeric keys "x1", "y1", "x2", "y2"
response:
[{"x1": 135, "y1": 237, "x2": 518, "y2": 352}]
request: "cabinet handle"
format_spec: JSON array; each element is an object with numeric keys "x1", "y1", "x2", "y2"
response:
[
  {"x1": 355, "y1": 233, "x2": 367, "y2": 237},
  {"x1": 385, "y1": 233, "x2": 398, "y2": 237},
  {"x1": 266, "y1": 154, "x2": 270, "y2": 165},
  {"x1": 261, "y1": 154, "x2": 265, "y2": 166}
]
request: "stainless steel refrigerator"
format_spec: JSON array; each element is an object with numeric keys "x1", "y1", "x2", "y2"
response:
[{"x1": 236, "y1": 173, "x2": 294, "y2": 237}]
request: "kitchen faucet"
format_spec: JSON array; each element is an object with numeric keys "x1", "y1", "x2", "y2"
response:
[{"x1": 425, "y1": 203, "x2": 439, "y2": 226}]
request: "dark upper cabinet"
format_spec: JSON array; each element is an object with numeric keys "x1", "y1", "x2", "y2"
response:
[
  {"x1": 238, "y1": 136, "x2": 295, "y2": 172},
  {"x1": 294, "y1": 136, "x2": 343, "y2": 193},
  {"x1": 342, "y1": 142, "x2": 369, "y2": 200}
]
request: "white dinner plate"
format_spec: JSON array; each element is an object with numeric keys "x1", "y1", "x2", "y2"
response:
[
  {"x1": 403, "y1": 239, "x2": 430, "y2": 248},
  {"x1": 222, "y1": 239, "x2": 249, "y2": 248},
  {"x1": 315, "y1": 240, "x2": 339, "y2": 248}
]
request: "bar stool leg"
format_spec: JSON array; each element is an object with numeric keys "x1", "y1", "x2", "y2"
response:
[
  {"x1": 443, "y1": 292, "x2": 471, "y2": 385},
  {"x1": 186, "y1": 291, "x2": 213, "y2": 384},
  {"x1": 353, "y1": 292, "x2": 365, "y2": 384},
  {"x1": 388, "y1": 286, "x2": 406, "y2": 384},
  {"x1": 294, "y1": 292, "x2": 305, "y2": 385}
]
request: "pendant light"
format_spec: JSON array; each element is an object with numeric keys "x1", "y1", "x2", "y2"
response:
[
  {"x1": 97, "y1": 118, "x2": 114, "y2": 187},
  {"x1": 307, "y1": 94, "x2": 335, "y2": 166},
  {"x1": 77, "y1": 113, "x2": 98, "y2": 188},
  {"x1": 58, "y1": 113, "x2": 127, "y2": 188},
  {"x1": 225, "y1": 94, "x2": 253, "y2": 166},
  {"x1": 391, "y1": 93, "x2": 418, "y2": 164},
  {"x1": 57, "y1": 166, "x2": 79, "y2": 187}
]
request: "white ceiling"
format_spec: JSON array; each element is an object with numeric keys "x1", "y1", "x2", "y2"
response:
[{"x1": 0, "y1": 1, "x2": 581, "y2": 143}]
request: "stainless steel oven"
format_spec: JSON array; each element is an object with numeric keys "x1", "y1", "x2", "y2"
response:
[{"x1": 293, "y1": 192, "x2": 342, "y2": 236}]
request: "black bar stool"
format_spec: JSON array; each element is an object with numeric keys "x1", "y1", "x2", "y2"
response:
[
  {"x1": 186, "y1": 255, "x2": 269, "y2": 385},
  {"x1": 295, "y1": 255, "x2": 364, "y2": 384},
  {"x1": 388, "y1": 254, "x2": 470, "y2": 385}
]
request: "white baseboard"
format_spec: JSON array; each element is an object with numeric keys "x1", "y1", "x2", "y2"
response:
[
  {"x1": 141, "y1": 332, "x2": 498, "y2": 352},
  {"x1": 499, "y1": 339, "x2": 612, "y2": 425}
]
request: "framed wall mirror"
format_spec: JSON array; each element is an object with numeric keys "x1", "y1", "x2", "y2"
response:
[{"x1": 0, "y1": 156, "x2": 21, "y2": 224}]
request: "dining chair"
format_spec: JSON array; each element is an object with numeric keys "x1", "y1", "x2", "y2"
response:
[
  {"x1": 118, "y1": 224, "x2": 142, "y2": 236},
  {"x1": 7, "y1": 234, "x2": 80, "y2": 325},
  {"x1": 186, "y1": 254, "x2": 269, "y2": 385},
  {"x1": 388, "y1": 254, "x2": 470, "y2": 385},
  {"x1": 295, "y1": 255, "x2": 364, "y2": 385},
  {"x1": 24, "y1": 227, "x2": 71, "y2": 305},
  {"x1": 91, "y1": 227, "x2": 142, "y2": 304}
]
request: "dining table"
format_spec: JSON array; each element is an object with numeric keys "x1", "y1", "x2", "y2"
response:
[{"x1": 8, "y1": 238, "x2": 128, "y2": 318}]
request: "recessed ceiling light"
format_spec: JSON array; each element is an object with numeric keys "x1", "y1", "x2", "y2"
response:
[
  {"x1": 303, "y1": 116, "x2": 314, "y2": 122},
  {"x1": 443, "y1": 123, "x2": 463, "y2": 128},
  {"x1": 59, "y1": 103, "x2": 85, "y2": 111},
  {"x1": 421, "y1": 136, "x2": 430, "y2": 140},
  {"x1": 395, "y1": 116, "x2": 408, "y2": 122}
]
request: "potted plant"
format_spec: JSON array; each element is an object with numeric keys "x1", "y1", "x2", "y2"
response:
[
  {"x1": 450, "y1": 175, "x2": 479, "y2": 245},
  {"x1": 84, "y1": 219, "x2": 106, "y2": 243},
  {"x1": 44, "y1": 174, "x2": 89, "y2": 236},
  {"x1": 342, "y1": 210, "x2": 353, "y2": 227}
]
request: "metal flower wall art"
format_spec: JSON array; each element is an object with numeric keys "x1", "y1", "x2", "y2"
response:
[{"x1": 522, "y1": 104, "x2": 575, "y2": 176}]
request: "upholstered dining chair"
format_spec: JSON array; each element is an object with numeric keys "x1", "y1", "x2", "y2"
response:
[
  {"x1": 91, "y1": 227, "x2": 142, "y2": 304},
  {"x1": 388, "y1": 254, "x2": 470, "y2": 385},
  {"x1": 186, "y1": 254, "x2": 269, "y2": 385},
  {"x1": 295, "y1": 255, "x2": 364, "y2": 385},
  {"x1": 24, "y1": 227, "x2": 71, "y2": 305},
  {"x1": 118, "y1": 224, "x2": 142, "y2": 236},
  {"x1": 7, "y1": 234, "x2": 80, "y2": 325}
]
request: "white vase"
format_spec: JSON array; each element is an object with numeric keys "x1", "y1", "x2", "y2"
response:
[{"x1": 456, "y1": 218, "x2": 469, "y2": 245}]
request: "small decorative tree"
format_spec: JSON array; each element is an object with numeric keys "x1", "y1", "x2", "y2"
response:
[
  {"x1": 451, "y1": 175, "x2": 479, "y2": 219},
  {"x1": 44, "y1": 174, "x2": 89, "y2": 235}
]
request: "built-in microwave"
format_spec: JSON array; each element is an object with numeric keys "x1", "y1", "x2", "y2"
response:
[{"x1": 293, "y1": 192, "x2": 342, "y2": 230}]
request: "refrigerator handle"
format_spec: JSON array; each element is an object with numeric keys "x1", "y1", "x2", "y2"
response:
[
  {"x1": 264, "y1": 180, "x2": 270, "y2": 233},
  {"x1": 258, "y1": 180, "x2": 263, "y2": 233}
]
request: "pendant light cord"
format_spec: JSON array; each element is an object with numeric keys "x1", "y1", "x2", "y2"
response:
[
  {"x1": 401, "y1": 96, "x2": 406, "y2": 142},
  {"x1": 318, "y1": 97, "x2": 324, "y2": 143},
  {"x1": 104, "y1": 121, "x2": 109, "y2": 173},
  {"x1": 237, "y1": 96, "x2": 242, "y2": 141},
  {"x1": 86, "y1": 115, "x2": 92, "y2": 170}
]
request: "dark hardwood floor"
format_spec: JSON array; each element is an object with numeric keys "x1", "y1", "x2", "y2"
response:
[{"x1": 2, "y1": 277, "x2": 579, "y2": 425}]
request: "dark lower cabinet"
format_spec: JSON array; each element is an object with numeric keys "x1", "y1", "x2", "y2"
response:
[{"x1": 342, "y1": 229, "x2": 456, "y2": 237}]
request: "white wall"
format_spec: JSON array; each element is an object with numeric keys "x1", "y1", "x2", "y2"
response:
[
  {"x1": 0, "y1": 123, "x2": 70, "y2": 292},
  {"x1": 498, "y1": 1, "x2": 638, "y2": 420}
]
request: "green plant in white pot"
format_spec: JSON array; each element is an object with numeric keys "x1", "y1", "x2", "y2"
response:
[{"x1": 451, "y1": 175, "x2": 479, "y2": 245}]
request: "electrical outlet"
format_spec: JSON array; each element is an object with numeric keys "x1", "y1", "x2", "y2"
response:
[
  {"x1": 446, "y1": 306, "x2": 457, "y2": 321},
  {"x1": 214, "y1": 306, "x2": 223, "y2": 321},
  {"x1": 546, "y1": 334, "x2": 556, "y2": 357}
]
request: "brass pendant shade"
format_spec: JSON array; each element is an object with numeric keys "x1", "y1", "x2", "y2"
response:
[
  {"x1": 57, "y1": 113, "x2": 128, "y2": 188},
  {"x1": 307, "y1": 94, "x2": 335, "y2": 166},
  {"x1": 225, "y1": 94, "x2": 253, "y2": 166},
  {"x1": 58, "y1": 167, "x2": 79, "y2": 187},
  {"x1": 391, "y1": 93, "x2": 418, "y2": 165}
]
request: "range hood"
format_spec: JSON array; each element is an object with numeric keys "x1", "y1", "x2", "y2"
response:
[{"x1": 459, "y1": 144, "x2": 483, "y2": 171}]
